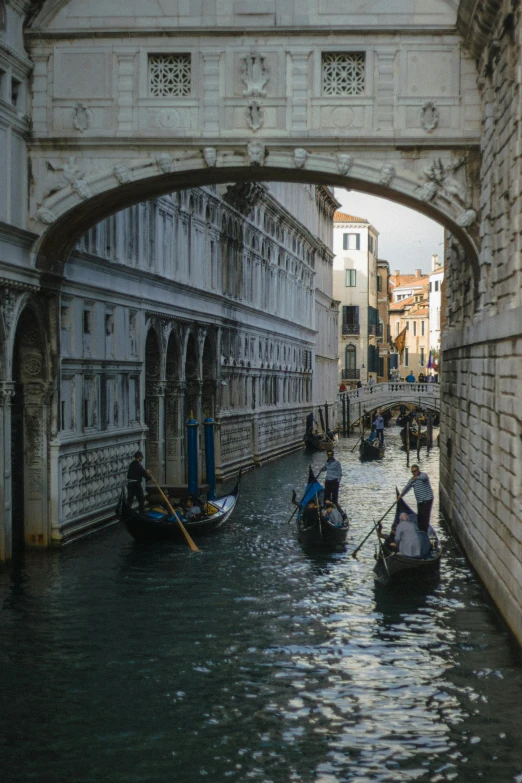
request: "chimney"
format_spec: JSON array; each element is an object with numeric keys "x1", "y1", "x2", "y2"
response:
[
  {"x1": 394, "y1": 269, "x2": 400, "y2": 277},
  {"x1": 431, "y1": 253, "x2": 439, "y2": 271},
  {"x1": 415, "y1": 268, "x2": 422, "y2": 277}
]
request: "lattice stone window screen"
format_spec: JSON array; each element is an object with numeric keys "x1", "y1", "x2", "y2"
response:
[
  {"x1": 322, "y1": 52, "x2": 365, "y2": 96},
  {"x1": 149, "y1": 54, "x2": 191, "y2": 97}
]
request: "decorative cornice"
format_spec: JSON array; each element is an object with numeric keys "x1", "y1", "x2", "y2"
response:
[{"x1": 457, "y1": 0, "x2": 504, "y2": 61}]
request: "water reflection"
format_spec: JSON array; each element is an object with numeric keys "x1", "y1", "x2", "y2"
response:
[{"x1": 1, "y1": 426, "x2": 522, "y2": 782}]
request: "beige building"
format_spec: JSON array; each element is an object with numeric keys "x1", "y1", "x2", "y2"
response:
[
  {"x1": 389, "y1": 271, "x2": 430, "y2": 381},
  {"x1": 377, "y1": 260, "x2": 391, "y2": 381},
  {"x1": 332, "y1": 212, "x2": 380, "y2": 387}
]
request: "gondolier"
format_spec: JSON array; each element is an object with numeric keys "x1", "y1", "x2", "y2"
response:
[
  {"x1": 318, "y1": 449, "x2": 342, "y2": 504},
  {"x1": 398, "y1": 464, "x2": 433, "y2": 532},
  {"x1": 127, "y1": 451, "x2": 151, "y2": 513}
]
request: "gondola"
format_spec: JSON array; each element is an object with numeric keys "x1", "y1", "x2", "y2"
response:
[
  {"x1": 117, "y1": 471, "x2": 241, "y2": 543},
  {"x1": 303, "y1": 432, "x2": 336, "y2": 451},
  {"x1": 359, "y1": 438, "x2": 385, "y2": 460},
  {"x1": 400, "y1": 426, "x2": 427, "y2": 449},
  {"x1": 373, "y1": 496, "x2": 441, "y2": 585},
  {"x1": 291, "y1": 467, "x2": 349, "y2": 547}
]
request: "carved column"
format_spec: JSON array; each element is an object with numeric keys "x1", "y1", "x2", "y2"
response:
[
  {"x1": 375, "y1": 51, "x2": 397, "y2": 132},
  {"x1": 201, "y1": 53, "x2": 221, "y2": 135},
  {"x1": 145, "y1": 381, "x2": 167, "y2": 482},
  {"x1": 290, "y1": 52, "x2": 311, "y2": 132},
  {"x1": 0, "y1": 383, "x2": 15, "y2": 561},
  {"x1": 115, "y1": 50, "x2": 136, "y2": 135},
  {"x1": 32, "y1": 54, "x2": 51, "y2": 135},
  {"x1": 165, "y1": 381, "x2": 185, "y2": 486}
]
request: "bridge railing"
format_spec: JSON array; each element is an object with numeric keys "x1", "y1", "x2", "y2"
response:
[{"x1": 338, "y1": 382, "x2": 440, "y2": 429}]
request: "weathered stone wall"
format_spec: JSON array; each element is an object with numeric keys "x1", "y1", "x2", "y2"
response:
[{"x1": 441, "y1": 0, "x2": 522, "y2": 644}]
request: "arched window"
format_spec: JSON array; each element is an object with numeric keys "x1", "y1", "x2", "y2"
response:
[{"x1": 345, "y1": 344, "x2": 356, "y2": 372}]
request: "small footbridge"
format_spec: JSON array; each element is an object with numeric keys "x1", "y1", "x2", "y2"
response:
[{"x1": 339, "y1": 382, "x2": 440, "y2": 431}]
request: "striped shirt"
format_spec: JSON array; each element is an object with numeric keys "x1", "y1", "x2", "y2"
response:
[
  {"x1": 401, "y1": 472, "x2": 433, "y2": 502},
  {"x1": 319, "y1": 458, "x2": 342, "y2": 482}
]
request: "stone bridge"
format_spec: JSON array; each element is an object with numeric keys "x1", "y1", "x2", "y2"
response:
[{"x1": 339, "y1": 382, "x2": 440, "y2": 426}]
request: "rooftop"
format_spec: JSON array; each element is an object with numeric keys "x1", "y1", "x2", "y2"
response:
[
  {"x1": 389, "y1": 295, "x2": 415, "y2": 311},
  {"x1": 333, "y1": 211, "x2": 368, "y2": 224}
]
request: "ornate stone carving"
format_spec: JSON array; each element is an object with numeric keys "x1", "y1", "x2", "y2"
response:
[
  {"x1": 224, "y1": 182, "x2": 268, "y2": 214},
  {"x1": 420, "y1": 159, "x2": 469, "y2": 205},
  {"x1": 113, "y1": 163, "x2": 131, "y2": 184},
  {"x1": 379, "y1": 164, "x2": 396, "y2": 186},
  {"x1": 415, "y1": 181, "x2": 439, "y2": 202},
  {"x1": 240, "y1": 51, "x2": 270, "y2": 97},
  {"x1": 456, "y1": 209, "x2": 477, "y2": 228},
  {"x1": 420, "y1": 101, "x2": 439, "y2": 132},
  {"x1": 246, "y1": 101, "x2": 265, "y2": 132},
  {"x1": 35, "y1": 207, "x2": 57, "y2": 224},
  {"x1": 72, "y1": 103, "x2": 92, "y2": 132},
  {"x1": 247, "y1": 140, "x2": 266, "y2": 166},
  {"x1": 202, "y1": 147, "x2": 217, "y2": 167},
  {"x1": 337, "y1": 153, "x2": 354, "y2": 176},
  {"x1": 46, "y1": 157, "x2": 91, "y2": 200},
  {"x1": 156, "y1": 153, "x2": 173, "y2": 174},
  {"x1": 294, "y1": 148, "x2": 308, "y2": 169},
  {"x1": 0, "y1": 288, "x2": 16, "y2": 333},
  {"x1": 0, "y1": 1, "x2": 6, "y2": 32}
]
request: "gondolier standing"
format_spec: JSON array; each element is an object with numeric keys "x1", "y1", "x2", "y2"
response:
[
  {"x1": 318, "y1": 449, "x2": 342, "y2": 504},
  {"x1": 127, "y1": 451, "x2": 151, "y2": 513},
  {"x1": 398, "y1": 464, "x2": 433, "y2": 532}
]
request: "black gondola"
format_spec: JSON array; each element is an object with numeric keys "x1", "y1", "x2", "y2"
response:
[
  {"x1": 303, "y1": 432, "x2": 336, "y2": 451},
  {"x1": 292, "y1": 467, "x2": 349, "y2": 547},
  {"x1": 400, "y1": 427, "x2": 427, "y2": 449},
  {"x1": 359, "y1": 438, "x2": 385, "y2": 460},
  {"x1": 373, "y1": 496, "x2": 441, "y2": 584},
  {"x1": 117, "y1": 471, "x2": 241, "y2": 543}
]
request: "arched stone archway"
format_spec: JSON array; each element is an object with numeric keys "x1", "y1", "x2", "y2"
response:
[{"x1": 165, "y1": 328, "x2": 183, "y2": 485}]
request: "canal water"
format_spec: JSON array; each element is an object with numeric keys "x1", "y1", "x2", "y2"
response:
[{"x1": 1, "y1": 426, "x2": 522, "y2": 783}]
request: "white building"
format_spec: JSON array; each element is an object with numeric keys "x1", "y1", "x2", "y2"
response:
[
  {"x1": 429, "y1": 254, "x2": 444, "y2": 363},
  {"x1": 332, "y1": 212, "x2": 379, "y2": 386}
]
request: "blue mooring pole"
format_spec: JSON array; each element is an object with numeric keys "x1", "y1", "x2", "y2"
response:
[
  {"x1": 203, "y1": 417, "x2": 216, "y2": 500},
  {"x1": 186, "y1": 414, "x2": 199, "y2": 498}
]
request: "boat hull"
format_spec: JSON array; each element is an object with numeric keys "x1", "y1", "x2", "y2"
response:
[
  {"x1": 373, "y1": 548, "x2": 441, "y2": 585},
  {"x1": 359, "y1": 441, "x2": 385, "y2": 460},
  {"x1": 298, "y1": 517, "x2": 348, "y2": 547}
]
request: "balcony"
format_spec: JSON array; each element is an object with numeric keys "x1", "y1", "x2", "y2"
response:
[
  {"x1": 342, "y1": 324, "x2": 360, "y2": 336},
  {"x1": 368, "y1": 323, "x2": 383, "y2": 337},
  {"x1": 342, "y1": 369, "x2": 360, "y2": 380}
]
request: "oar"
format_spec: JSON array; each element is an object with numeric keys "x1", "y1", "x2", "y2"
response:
[
  {"x1": 148, "y1": 474, "x2": 200, "y2": 553},
  {"x1": 287, "y1": 491, "x2": 300, "y2": 525},
  {"x1": 351, "y1": 499, "x2": 397, "y2": 559},
  {"x1": 351, "y1": 431, "x2": 365, "y2": 452}
]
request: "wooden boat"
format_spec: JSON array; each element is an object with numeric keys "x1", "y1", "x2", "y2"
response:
[
  {"x1": 117, "y1": 471, "x2": 241, "y2": 543},
  {"x1": 373, "y1": 496, "x2": 441, "y2": 585},
  {"x1": 303, "y1": 432, "x2": 335, "y2": 451},
  {"x1": 292, "y1": 467, "x2": 349, "y2": 547},
  {"x1": 359, "y1": 438, "x2": 385, "y2": 460},
  {"x1": 400, "y1": 426, "x2": 427, "y2": 448}
]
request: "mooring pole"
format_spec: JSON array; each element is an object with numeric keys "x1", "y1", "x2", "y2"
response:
[
  {"x1": 341, "y1": 395, "x2": 346, "y2": 437},
  {"x1": 186, "y1": 413, "x2": 199, "y2": 498},
  {"x1": 325, "y1": 400, "x2": 330, "y2": 436},
  {"x1": 406, "y1": 420, "x2": 410, "y2": 467},
  {"x1": 203, "y1": 417, "x2": 216, "y2": 500},
  {"x1": 347, "y1": 397, "x2": 350, "y2": 436}
]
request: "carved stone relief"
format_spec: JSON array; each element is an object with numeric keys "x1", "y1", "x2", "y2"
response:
[
  {"x1": 240, "y1": 51, "x2": 270, "y2": 97},
  {"x1": 156, "y1": 153, "x2": 173, "y2": 174},
  {"x1": 35, "y1": 207, "x2": 57, "y2": 225},
  {"x1": 247, "y1": 140, "x2": 266, "y2": 166},
  {"x1": 202, "y1": 147, "x2": 217, "y2": 167},
  {"x1": 418, "y1": 158, "x2": 469, "y2": 206},
  {"x1": 45, "y1": 157, "x2": 91, "y2": 200},
  {"x1": 113, "y1": 163, "x2": 132, "y2": 184},
  {"x1": 0, "y1": 288, "x2": 16, "y2": 334},
  {"x1": 294, "y1": 148, "x2": 308, "y2": 169},
  {"x1": 337, "y1": 153, "x2": 354, "y2": 176},
  {"x1": 379, "y1": 164, "x2": 396, "y2": 186},
  {"x1": 246, "y1": 101, "x2": 265, "y2": 131},
  {"x1": 72, "y1": 103, "x2": 93, "y2": 133},
  {"x1": 456, "y1": 209, "x2": 477, "y2": 228},
  {"x1": 420, "y1": 101, "x2": 439, "y2": 132}
]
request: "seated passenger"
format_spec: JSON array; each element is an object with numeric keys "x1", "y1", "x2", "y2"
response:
[
  {"x1": 322, "y1": 500, "x2": 344, "y2": 527},
  {"x1": 368, "y1": 427, "x2": 378, "y2": 444},
  {"x1": 185, "y1": 497, "x2": 201, "y2": 521},
  {"x1": 302, "y1": 499, "x2": 320, "y2": 526},
  {"x1": 388, "y1": 512, "x2": 422, "y2": 557}
]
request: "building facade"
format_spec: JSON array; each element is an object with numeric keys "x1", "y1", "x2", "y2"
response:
[
  {"x1": 429, "y1": 254, "x2": 444, "y2": 369},
  {"x1": 389, "y1": 270, "x2": 431, "y2": 381},
  {"x1": 332, "y1": 212, "x2": 380, "y2": 387},
  {"x1": 377, "y1": 260, "x2": 391, "y2": 381}
]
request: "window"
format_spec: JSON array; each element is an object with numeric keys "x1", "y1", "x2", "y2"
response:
[
  {"x1": 345, "y1": 344, "x2": 356, "y2": 371},
  {"x1": 345, "y1": 269, "x2": 356, "y2": 287},
  {"x1": 368, "y1": 344, "x2": 379, "y2": 373},
  {"x1": 420, "y1": 347, "x2": 425, "y2": 367},
  {"x1": 323, "y1": 52, "x2": 365, "y2": 96},
  {"x1": 406, "y1": 321, "x2": 409, "y2": 331},
  {"x1": 149, "y1": 54, "x2": 191, "y2": 96},
  {"x1": 429, "y1": 282, "x2": 432, "y2": 292},
  {"x1": 83, "y1": 309, "x2": 92, "y2": 334},
  {"x1": 368, "y1": 235, "x2": 374, "y2": 254},
  {"x1": 343, "y1": 233, "x2": 360, "y2": 250},
  {"x1": 377, "y1": 275, "x2": 382, "y2": 292},
  {"x1": 11, "y1": 78, "x2": 21, "y2": 108},
  {"x1": 404, "y1": 347, "x2": 409, "y2": 367},
  {"x1": 435, "y1": 280, "x2": 439, "y2": 292},
  {"x1": 413, "y1": 321, "x2": 417, "y2": 337},
  {"x1": 342, "y1": 305, "x2": 359, "y2": 335},
  {"x1": 421, "y1": 320, "x2": 425, "y2": 336},
  {"x1": 368, "y1": 306, "x2": 379, "y2": 336}
]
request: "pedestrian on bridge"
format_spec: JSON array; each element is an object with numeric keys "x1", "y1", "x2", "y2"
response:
[
  {"x1": 318, "y1": 449, "x2": 342, "y2": 505},
  {"x1": 398, "y1": 465, "x2": 433, "y2": 532},
  {"x1": 406, "y1": 372, "x2": 416, "y2": 383}
]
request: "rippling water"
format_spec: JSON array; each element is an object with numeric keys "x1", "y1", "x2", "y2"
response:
[{"x1": 2, "y1": 427, "x2": 522, "y2": 783}]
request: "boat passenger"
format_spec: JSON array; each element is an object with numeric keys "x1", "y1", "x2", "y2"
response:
[
  {"x1": 185, "y1": 497, "x2": 202, "y2": 521},
  {"x1": 322, "y1": 501, "x2": 344, "y2": 528},
  {"x1": 367, "y1": 427, "x2": 378, "y2": 445},
  {"x1": 389, "y1": 512, "x2": 422, "y2": 557},
  {"x1": 302, "y1": 499, "x2": 320, "y2": 526}
]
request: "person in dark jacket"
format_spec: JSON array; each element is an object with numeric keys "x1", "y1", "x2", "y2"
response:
[
  {"x1": 127, "y1": 451, "x2": 151, "y2": 513},
  {"x1": 301, "y1": 499, "x2": 320, "y2": 526}
]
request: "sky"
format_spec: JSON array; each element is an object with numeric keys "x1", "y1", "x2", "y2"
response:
[{"x1": 334, "y1": 188, "x2": 444, "y2": 276}]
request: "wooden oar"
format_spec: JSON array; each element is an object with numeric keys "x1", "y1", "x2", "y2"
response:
[
  {"x1": 351, "y1": 431, "x2": 365, "y2": 452},
  {"x1": 149, "y1": 474, "x2": 200, "y2": 553},
  {"x1": 351, "y1": 499, "x2": 397, "y2": 559}
]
